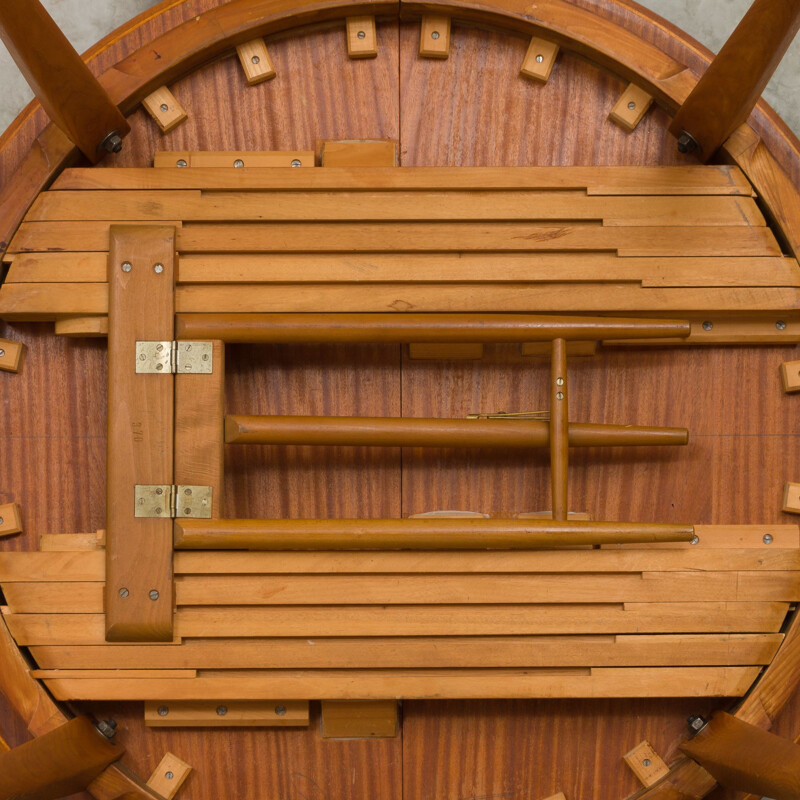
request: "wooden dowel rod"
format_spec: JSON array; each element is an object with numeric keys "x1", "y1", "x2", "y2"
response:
[
  {"x1": 0, "y1": 716, "x2": 123, "y2": 800},
  {"x1": 174, "y1": 518, "x2": 696, "y2": 550},
  {"x1": 176, "y1": 314, "x2": 691, "y2": 343},
  {"x1": 669, "y1": 0, "x2": 800, "y2": 158},
  {"x1": 224, "y1": 415, "x2": 689, "y2": 448},
  {"x1": 551, "y1": 338, "x2": 569, "y2": 520},
  {"x1": 0, "y1": 0, "x2": 130, "y2": 163}
]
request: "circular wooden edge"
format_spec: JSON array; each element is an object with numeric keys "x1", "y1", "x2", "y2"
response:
[{"x1": 1, "y1": 2, "x2": 800, "y2": 798}]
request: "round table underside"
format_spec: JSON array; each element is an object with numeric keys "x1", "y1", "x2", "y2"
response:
[{"x1": 1, "y1": 2, "x2": 800, "y2": 799}]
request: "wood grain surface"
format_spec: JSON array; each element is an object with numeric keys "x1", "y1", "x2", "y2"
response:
[{"x1": 1, "y1": 3, "x2": 800, "y2": 800}]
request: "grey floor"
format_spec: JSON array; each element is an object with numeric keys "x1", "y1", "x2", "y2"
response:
[{"x1": 0, "y1": 1, "x2": 798, "y2": 137}]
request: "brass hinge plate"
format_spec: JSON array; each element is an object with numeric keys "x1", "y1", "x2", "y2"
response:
[
  {"x1": 136, "y1": 341, "x2": 213, "y2": 374},
  {"x1": 135, "y1": 485, "x2": 213, "y2": 518}
]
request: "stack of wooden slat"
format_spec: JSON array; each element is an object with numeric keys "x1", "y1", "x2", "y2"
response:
[
  {"x1": 1, "y1": 165, "x2": 798, "y2": 328},
  {"x1": 1, "y1": 524, "x2": 797, "y2": 701}
]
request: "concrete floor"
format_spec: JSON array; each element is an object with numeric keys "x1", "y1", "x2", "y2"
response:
[{"x1": 0, "y1": 0, "x2": 798, "y2": 138}]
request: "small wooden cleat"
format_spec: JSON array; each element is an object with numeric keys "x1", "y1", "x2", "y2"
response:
[
  {"x1": 319, "y1": 139, "x2": 398, "y2": 167},
  {"x1": 142, "y1": 86, "x2": 188, "y2": 134},
  {"x1": 780, "y1": 359, "x2": 800, "y2": 393},
  {"x1": 346, "y1": 16, "x2": 377, "y2": 59},
  {"x1": 0, "y1": 338, "x2": 24, "y2": 372},
  {"x1": 321, "y1": 700, "x2": 399, "y2": 738},
  {"x1": 520, "y1": 37, "x2": 559, "y2": 82},
  {"x1": 0, "y1": 503, "x2": 23, "y2": 538},
  {"x1": 609, "y1": 84, "x2": 654, "y2": 132},
  {"x1": 145, "y1": 700, "x2": 309, "y2": 727},
  {"x1": 147, "y1": 753, "x2": 192, "y2": 799},
  {"x1": 783, "y1": 483, "x2": 800, "y2": 514},
  {"x1": 419, "y1": 16, "x2": 451, "y2": 59},
  {"x1": 623, "y1": 740, "x2": 670, "y2": 786},
  {"x1": 236, "y1": 38, "x2": 277, "y2": 85}
]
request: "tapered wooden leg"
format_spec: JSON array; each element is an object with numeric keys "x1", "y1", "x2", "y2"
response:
[
  {"x1": 550, "y1": 338, "x2": 569, "y2": 520},
  {"x1": 669, "y1": 0, "x2": 800, "y2": 158},
  {"x1": 0, "y1": 0, "x2": 130, "y2": 162},
  {"x1": 0, "y1": 716, "x2": 123, "y2": 800}
]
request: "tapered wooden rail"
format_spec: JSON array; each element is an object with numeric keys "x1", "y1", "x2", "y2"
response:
[
  {"x1": 669, "y1": 0, "x2": 800, "y2": 158},
  {"x1": 176, "y1": 314, "x2": 691, "y2": 343},
  {"x1": 0, "y1": 716, "x2": 123, "y2": 800},
  {"x1": 224, "y1": 415, "x2": 689, "y2": 448},
  {"x1": 0, "y1": 0, "x2": 129, "y2": 163},
  {"x1": 174, "y1": 519, "x2": 696, "y2": 550}
]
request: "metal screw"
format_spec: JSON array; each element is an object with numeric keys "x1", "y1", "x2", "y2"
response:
[
  {"x1": 535, "y1": 54, "x2": 544, "y2": 63},
  {"x1": 119, "y1": 588, "x2": 130, "y2": 598},
  {"x1": 777, "y1": 320, "x2": 787, "y2": 331},
  {"x1": 100, "y1": 131, "x2": 124, "y2": 154},
  {"x1": 96, "y1": 719, "x2": 118, "y2": 739},
  {"x1": 185, "y1": 488, "x2": 192, "y2": 496},
  {"x1": 154, "y1": 263, "x2": 164, "y2": 274},
  {"x1": 122, "y1": 261, "x2": 132, "y2": 273},
  {"x1": 156, "y1": 487, "x2": 163, "y2": 494},
  {"x1": 431, "y1": 31, "x2": 440, "y2": 39},
  {"x1": 155, "y1": 507, "x2": 163, "y2": 514},
  {"x1": 556, "y1": 377, "x2": 564, "y2": 386},
  {"x1": 252, "y1": 55, "x2": 260, "y2": 64},
  {"x1": 0, "y1": 517, "x2": 3, "y2": 525},
  {"x1": 690, "y1": 535, "x2": 699, "y2": 545},
  {"x1": 202, "y1": 353, "x2": 210, "y2": 361},
  {"x1": 763, "y1": 534, "x2": 774, "y2": 545},
  {"x1": 139, "y1": 354, "x2": 146, "y2": 361},
  {"x1": 158, "y1": 706, "x2": 169, "y2": 717},
  {"x1": 291, "y1": 159, "x2": 302, "y2": 167},
  {"x1": 160, "y1": 103, "x2": 169, "y2": 112},
  {"x1": 150, "y1": 590, "x2": 160, "y2": 601},
  {"x1": 556, "y1": 392, "x2": 564, "y2": 400},
  {"x1": 166, "y1": 772, "x2": 174, "y2": 780},
  {"x1": 702, "y1": 321, "x2": 713, "y2": 331},
  {"x1": 177, "y1": 159, "x2": 188, "y2": 168},
  {"x1": 677, "y1": 132, "x2": 699, "y2": 154},
  {"x1": 628, "y1": 101, "x2": 636, "y2": 110},
  {"x1": 688, "y1": 715, "x2": 707, "y2": 734},
  {"x1": 0, "y1": 350, "x2": 4, "y2": 358},
  {"x1": 275, "y1": 705, "x2": 287, "y2": 716},
  {"x1": 357, "y1": 30, "x2": 366, "y2": 39},
  {"x1": 217, "y1": 705, "x2": 228, "y2": 716},
  {"x1": 642, "y1": 758, "x2": 651, "y2": 767},
  {"x1": 234, "y1": 159, "x2": 245, "y2": 168}
]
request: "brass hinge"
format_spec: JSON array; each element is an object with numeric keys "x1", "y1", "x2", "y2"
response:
[
  {"x1": 134, "y1": 485, "x2": 213, "y2": 518},
  {"x1": 135, "y1": 341, "x2": 213, "y2": 374}
]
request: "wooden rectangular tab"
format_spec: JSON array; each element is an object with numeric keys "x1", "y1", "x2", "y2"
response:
[
  {"x1": 55, "y1": 316, "x2": 108, "y2": 337},
  {"x1": 0, "y1": 338, "x2": 24, "y2": 372},
  {"x1": 345, "y1": 16, "x2": 377, "y2": 59},
  {"x1": 144, "y1": 700, "x2": 309, "y2": 727},
  {"x1": 623, "y1": 740, "x2": 670, "y2": 786},
  {"x1": 783, "y1": 483, "x2": 800, "y2": 514},
  {"x1": 609, "y1": 84, "x2": 655, "y2": 132},
  {"x1": 147, "y1": 752, "x2": 192, "y2": 799},
  {"x1": 153, "y1": 151, "x2": 314, "y2": 168},
  {"x1": 780, "y1": 359, "x2": 800, "y2": 392},
  {"x1": 419, "y1": 16, "x2": 451, "y2": 58},
  {"x1": 520, "y1": 37, "x2": 559, "y2": 82},
  {"x1": 0, "y1": 503, "x2": 23, "y2": 538},
  {"x1": 320, "y1": 140, "x2": 397, "y2": 167},
  {"x1": 142, "y1": 87, "x2": 187, "y2": 134},
  {"x1": 235, "y1": 39, "x2": 276, "y2": 85},
  {"x1": 105, "y1": 226, "x2": 175, "y2": 642},
  {"x1": 321, "y1": 700, "x2": 398, "y2": 738}
]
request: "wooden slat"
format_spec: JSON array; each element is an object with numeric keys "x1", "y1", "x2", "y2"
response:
[
  {"x1": 38, "y1": 532, "x2": 103, "y2": 551},
  {"x1": 51, "y1": 166, "x2": 756, "y2": 195},
  {"x1": 153, "y1": 151, "x2": 314, "y2": 168},
  {"x1": 4, "y1": 582, "x2": 103, "y2": 612},
  {"x1": 0, "y1": 551, "x2": 105, "y2": 582},
  {"x1": 4, "y1": 603, "x2": 789, "y2": 644},
  {"x1": 30, "y1": 670, "x2": 196, "y2": 679},
  {"x1": 28, "y1": 634, "x2": 784, "y2": 670},
  {"x1": 41, "y1": 667, "x2": 762, "y2": 700},
  {"x1": 144, "y1": 700, "x2": 309, "y2": 727},
  {"x1": 611, "y1": 524, "x2": 800, "y2": 549},
  {"x1": 105, "y1": 226, "x2": 175, "y2": 642},
  {"x1": 8, "y1": 253, "x2": 800, "y2": 288},
  {"x1": 7, "y1": 221, "x2": 780, "y2": 256}
]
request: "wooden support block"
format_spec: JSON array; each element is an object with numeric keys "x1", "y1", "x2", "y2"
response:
[
  {"x1": 780, "y1": 359, "x2": 800, "y2": 392},
  {"x1": 153, "y1": 151, "x2": 314, "y2": 168},
  {"x1": 235, "y1": 39, "x2": 276, "y2": 85},
  {"x1": 419, "y1": 16, "x2": 450, "y2": 59},
  {"x1": 105, "y1": 226, "x2": 176, "y2": 643},
  {"x1": 623, "y1": 740, "x2": 670, "y2": 786},
  {"x1": 782, "y1": 483, "x2": 800, "y2": 514},
  {"x1": 609, "y1": 84, "x2": 655, "y2": 132},
  {"x1": 39, "y1": 531, "x2": 103, "y2": 551},
  {"x1": 147, "y1": 753, "x2": 192, "y2": 799},
  {"x1": 0, "y1": 503, "x2": 22, "y2": 538},
  {"x1": 55, "y1": 316, "x2": 108, "y2": 338},
  {"x1": 321, "y1": 700, "x2": 398, "y2": 738},
  {"x1": 521, "y1": 341, "x2": 597, "y2": 357},
  {"x1": 542, "y1": 794, "x2": 567, "y2": 800},
  {"x1": 319, "y1": 140, "x2": 398, "y2": 167},
  {"x1": 520, "y1": 37, "x2": 559, "y2": 82},
  {"x1": 142, "y1": 87, "x2": 187, "y2": 134},
  {"x1": 0, "y1": 338, "x2": 24, "y2": 372},
  {"x1": 409, "y1": 343, "x2": 483, "y2": 360},
  {"x1": 345, "y1": 16, "x2": 377, "y2": 59},
  {"x1": 144, "y1": 700, "x2": 309, "y2": 727}
]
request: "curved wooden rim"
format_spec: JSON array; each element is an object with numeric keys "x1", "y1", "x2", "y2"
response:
[{"x1": 2, "y1": 1, "x2": 800, "y2": 797}]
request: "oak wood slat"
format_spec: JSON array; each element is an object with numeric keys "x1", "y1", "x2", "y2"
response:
[
  {"x1": 105, "y1": 226, "x2": 175, "y2": 642},
  {"x1": 4, "y1": 603, "x2": 788, "y2": 645},
  {"x1": 40, "y1": 667, "x2": 762, "y2": 701},
  {"x1": 27, "y1": 634, "x2": 784, "y2": 671},
  {"x1": 50, "y1": 166, "x2": 756, "y2": 195}
]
